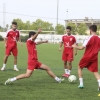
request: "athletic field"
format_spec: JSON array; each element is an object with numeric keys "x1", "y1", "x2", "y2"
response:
[{"x1": 0, "y1": 42, "x2": 100, "y2": 100}]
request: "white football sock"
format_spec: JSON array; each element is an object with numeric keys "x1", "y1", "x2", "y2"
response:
[
  {"x1": 65, "y1": 69, "x2": 68, "y2": 74},
  {"x1": 10, "y1": 77, "x2": 17, "y2": 82},
  {"x1": 79, "y1": 78, "x2": 83, "y2": 86},
  {"x1": 2, "y1": 64, "x2": 6, "y2": 68},
  {"x1": 98, "y1": 79, "x2": 100, "y2": 87},
  {"x1": 55, "y1": 77, "x2": 60, "y2": 82},
  {"x1": 67, "y1": 70, "x2": 71, "y2": 75},
  {"x1": 14, "y1": 65, "x2": 17, "y2": 69}
]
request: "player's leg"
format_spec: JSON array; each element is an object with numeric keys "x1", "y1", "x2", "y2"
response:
[
  {"x1": 5, "y1": 69, "x2": 33, "y2": 85},
  {"x1": 13, "y1": 56, "x2": 19, "y2": 71},
  {"x1": 64, "y1": 61, "x2": 68, "y2": 73},
  {"x1": 77, "y1": 57, "x2": 87, "y2": 88},
  {"x1": 12, "y1": 48, "x2": 19, "y2": 71},
  {"x1": 67, "y1": 61, "x2": 72, "y2": 76},
  {"x1": 62, "y1": 52, "x2": 69, "y2": 76},
  {"x1": 40, "y1": 64, "x2": 64, "y2": 83},
  {"x1": 89, "y1": 60, "x2": 100, "y2": 90},
  {"x1": 93, "y1": 72, "x2": 100, "y2": 90},
  {"x1": 67, "y1": 52, "x2": 73, "y2": 76},
  {"x1": 1, "y1": 48, "x2": 10, "y2": 71},
  {"x1": 78, "y1": 66, "x2": 84, "y2": 88},
  {"x1": 1, "y1": 55, "x2": 9, "y2": 71}
]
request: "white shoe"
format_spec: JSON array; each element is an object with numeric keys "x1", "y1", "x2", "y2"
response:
[
  {"x1": 1, "y1": 67, "x2": 5, "y2": 71},
  {"x1": 14, "y1": 68, "x2": 19, "y2": 71},
  {"x1": 5, "y1": 78, "x2": 12, "y2": 85},
  {"x1": 58, "y1": 78, "x2": 65, "y2": 83}
]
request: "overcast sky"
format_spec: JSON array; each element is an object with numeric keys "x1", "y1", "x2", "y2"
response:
[{"x1": 0, "y1": 0, "x2": 100, "y2": 27}]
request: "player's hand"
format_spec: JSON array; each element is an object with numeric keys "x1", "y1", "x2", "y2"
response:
[
  {"x1": 20, "y1": 42, "x2": 23, "y2": 46},
  {"x1": 59, "y1": 48, "x2": 61, "y2": 51},
  {"x1": 72, "y1": 44, "x2": 77, "y2": 48},
  {"x1": 74, "y1": 52, "x2": 77, "y2": 56},
  {"x1": 4, "y1": 43, "x2": 7, "y2": 48},
  {"x1": 37, "y1": 28, "x2": 42, "y2": 33}
]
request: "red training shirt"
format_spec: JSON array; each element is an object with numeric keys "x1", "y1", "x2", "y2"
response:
[{"x1": 6, "y1": 29, "x2": 20, "y2": 48}]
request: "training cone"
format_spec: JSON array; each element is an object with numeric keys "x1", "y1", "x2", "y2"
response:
[{"x1": 98, "y1": 94, "x2": 100, "y2": 96}]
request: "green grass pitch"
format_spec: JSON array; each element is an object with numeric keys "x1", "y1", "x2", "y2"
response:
[{"x1": 0, "y1": 42, "x2": 100, "y2": 100}]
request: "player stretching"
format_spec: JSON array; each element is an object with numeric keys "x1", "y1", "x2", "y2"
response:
[
  {"x1": 59, "y1": 26, "x2": 78, "y2": 77},
  {"x1": 1, "y1": 22, "x2": 22, "y2": 71},
  {"x1": 72, "y1": 25, "x2": 100, "y2": 90},
  {"x1": 5, "y1": 29, "x2": 64, "y2": 85}
]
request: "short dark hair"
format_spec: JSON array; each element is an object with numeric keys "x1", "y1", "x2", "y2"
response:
[
  {"x1": 29, "y1": 31, "x2": 36, "y2": 38},
  {"x1": 12, "y1": 22, "x2": 17, "y2": 25},
  {"x1": 89, "y1": 25, "x2": 97, "y2": 32},
  {"x1": 66, "y1": 26, "x2": 71, "y2": 30}
]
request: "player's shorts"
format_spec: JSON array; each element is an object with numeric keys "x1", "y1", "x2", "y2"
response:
[
  {"x1": 27, "y1": 60, "x2": 42, "y2": 70},
  {"x1": 6, "y1": 47, "x2": 18, "y2": 56},
  {"x1": 62, "y1": 51, "x2": 73, "y2": 62},
  {"x1": 79, "y1": 57, "x2": 98, "y2": 72}
]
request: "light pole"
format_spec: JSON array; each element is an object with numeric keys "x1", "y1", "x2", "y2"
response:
[
  {"x1": 3, "y1": 3, "x2": 6, "y2": 32},
  {"x1": 66, "y1": 9, "x2": 68, "y2": 27},
  {"x1": 54, "y1": 0, "x2": 59, "y2": 44},
  {"x1": 56, "y1": 0, "x2": 59, "y2": 26}
]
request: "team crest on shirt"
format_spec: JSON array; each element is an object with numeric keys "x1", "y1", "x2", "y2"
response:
[{"x1": 70, "y1": 38, "x2": 72, "y2": 41}]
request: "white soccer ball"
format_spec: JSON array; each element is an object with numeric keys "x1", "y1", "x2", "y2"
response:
[{"x1": 68, "y1": 75, "x2": 77, "y2": 83}]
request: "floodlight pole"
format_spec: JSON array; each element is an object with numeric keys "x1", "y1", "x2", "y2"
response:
[
  {"x1": 3, "y1": 3, "x2": 6, "y2": 32},
  {"x1": 54, "y1": 0, "x2": 59, "y2": 44},
  {"x1": 66, "y1": 9, "x2": 68, "y2": 27},
  {"x1": 56, "y1": 0, "x2": 59, "y2": 26}
]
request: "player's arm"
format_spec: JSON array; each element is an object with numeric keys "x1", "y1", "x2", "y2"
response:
[
  {"x1": 4, "y1": 30, "x2": 9, "y2": 48},
  {"x1": 74, "y1": 43, "x2": 78, "y2": 55},
  {"x1": 72, "y1": 44, "x2": 85, "y2": 50},
  {"x1": 59, "y1": 36, "x2": 64, "y2": 51},
  {"x1": 31, "y1": 28, "x2": 42, "y2": 41},
  {"x1": 17, "y1": 31, "x2": 23, "y2": 46},
  {"x1": 4, "y1": 37, "x2": 7, "y2": 48},
  {"x1": 36, "y1": 40, "x2": 48, "y2": 45},
  {"x1": 74, "y1": 37, "x2": 78, "y2": 55},
  {"x1": 59, "y1": 42, "x2": 63, "y2": 51},
  {"x1": 18, "y1": 37, "x2": 23, "y2": 46}
]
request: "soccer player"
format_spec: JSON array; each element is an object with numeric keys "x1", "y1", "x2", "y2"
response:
[
  {"x1": 72, "y1": 25, "x2": 100, "y2": 90},
  {"x1": 5, "y1": 29, "x2": 64, "y2": 85},
  {"x1": 59, "y1": 26, "x2": 78, "y2": 77},
  {"x1": 1, "y1": 22, "x2": 22, "y2": 71}
]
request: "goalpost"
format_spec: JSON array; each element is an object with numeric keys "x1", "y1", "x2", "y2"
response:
[{"x1": 20, "y1": 30, "x2": 56, "y2": 44}]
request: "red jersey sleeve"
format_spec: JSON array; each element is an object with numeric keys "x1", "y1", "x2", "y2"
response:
[
  {"x1": 73, "y1": 37, "x2": 76, "y2": 44},
  {"x1": 6, "y1": 30, "x2": 9, "y2": 38},
  {"x1": 27, "y1": 38, "x2": 36, "y2": 44},
  {"x1": 62, "y1": 36, "x2": 64, "y2": 42},
  {"x1": 18, "y1": 31, "x2": 20, "y2": 38},
  {"x1": 99, "y1": 38, "x2": 100, "y2": 50}
]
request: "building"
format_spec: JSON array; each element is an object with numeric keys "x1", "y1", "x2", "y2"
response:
[{"x1": 65, "y1": 17, "x2": 100, "y2": 27}]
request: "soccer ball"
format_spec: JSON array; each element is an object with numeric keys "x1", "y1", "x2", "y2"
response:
[{"x1": 68, "y1": 75, "x2": 77, "y2": 83}]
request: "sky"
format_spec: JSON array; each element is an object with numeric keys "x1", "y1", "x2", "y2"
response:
[{"x1": 0, "y1": 0, "x2": 100, "y2": 27}]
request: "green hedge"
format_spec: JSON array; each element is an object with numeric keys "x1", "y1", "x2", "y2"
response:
[
  {"x1": 0, "y1": 35, "x2": 4, "y2": 41},
  {"x1": 20, "y1": 35, "x2": 29, "y2": 42}
]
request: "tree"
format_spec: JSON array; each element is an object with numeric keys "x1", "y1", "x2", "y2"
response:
[
  {"x1": 31, "y1": 19, "x2": 54, "y2": 32},
  {"x1": 0, "y1": 26, "x2": 3, "y2": 32},
  {"x1": 77, "y1": 23, "x2": 87, "y2": 35},
  {"x1": 55, "y1": 24, "x2": 65, "y2": 34},
  {"x1": 67, "y1": 23, "x2": 77, "y2": 34},
  {"x1": 12, "y1": 19, "x2": 24, "y2": 30},
  {"x1": 6, "y1": 24, "x2": 9, "y2": 30},
  {"x1": 97, "y1": 25, "x2": 100, "y2": 35},
  {"x1": 0, "y1": 35, "x2": 3, "y2": 41}
]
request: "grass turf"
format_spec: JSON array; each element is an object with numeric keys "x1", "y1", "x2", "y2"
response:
[{"x1": 0, "y1": 42, "x2": 100, "y2": 100}]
